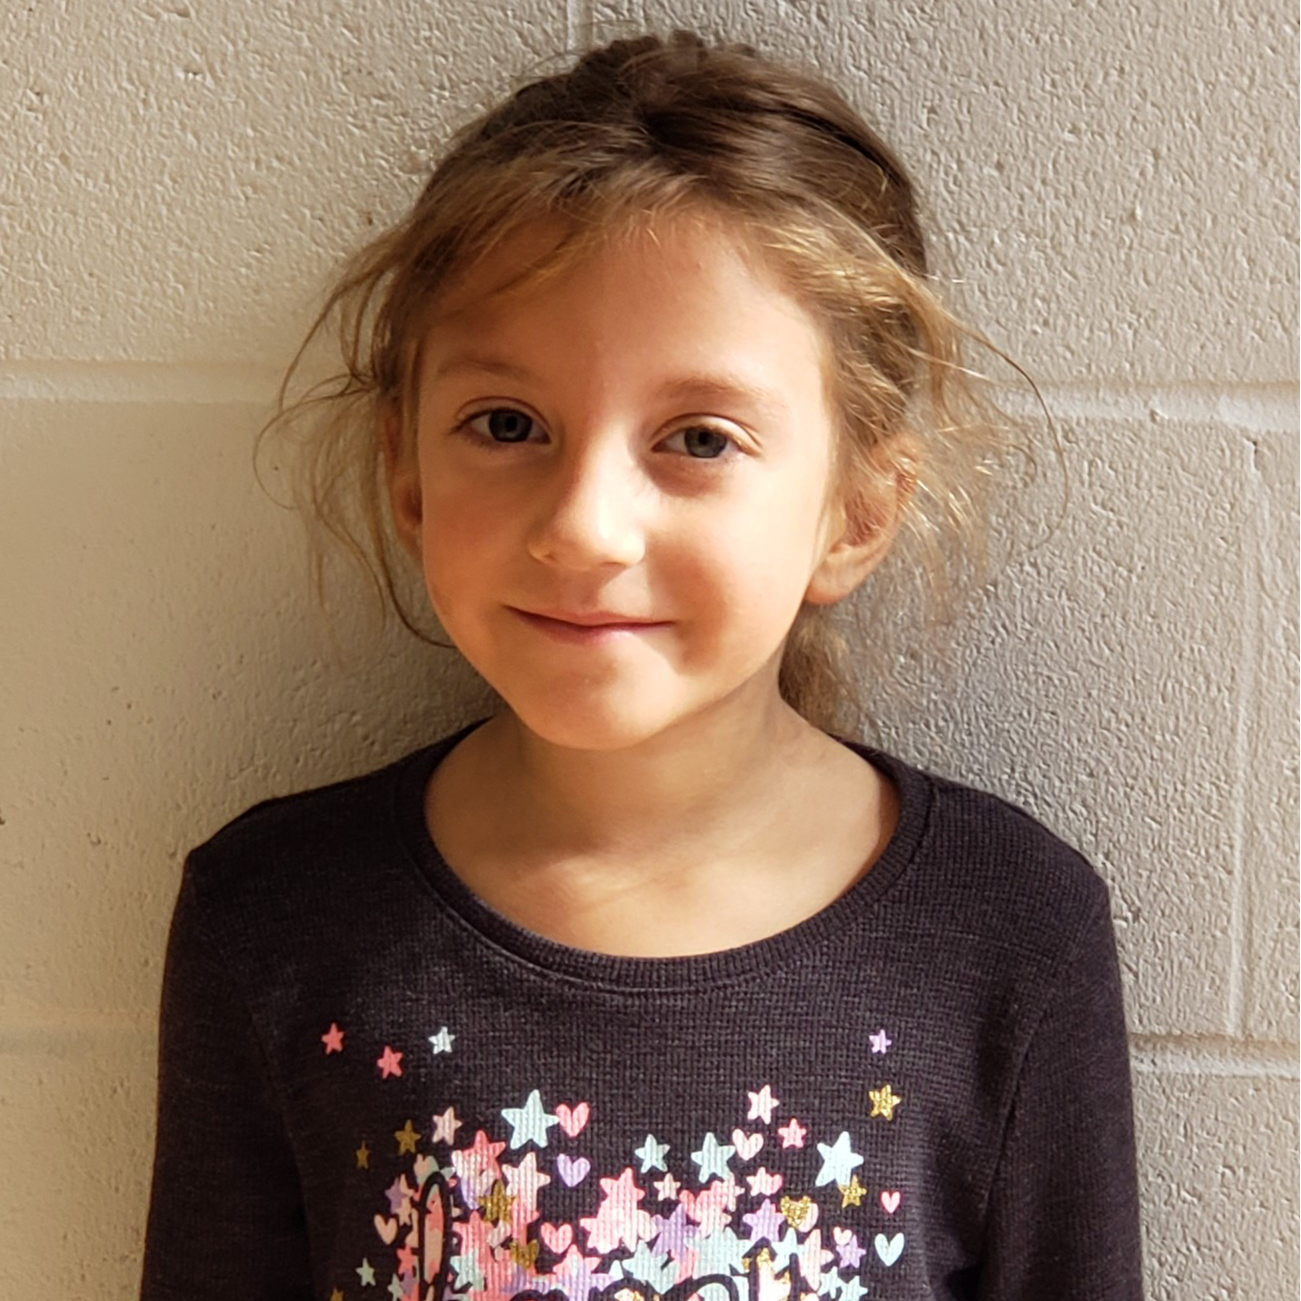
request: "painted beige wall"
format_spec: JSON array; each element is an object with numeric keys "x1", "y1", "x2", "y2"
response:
[{"x1": 2, "y1": 0, "x2": 1296, "y2": 1296}]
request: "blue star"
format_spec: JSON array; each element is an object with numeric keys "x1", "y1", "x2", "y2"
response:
[
  {"x1": 500, "y1": 1089, "x2": 559, "y2": 1149},
  {"x1": 386, "y1": 1275, "x2": 405, "y2": 1300},
  {"x1": 612, "y1": 1242, "x2": 677, "y2": 1293},
  {"x1": 772, "y1": 1228, "x2": 804, "y2": 1276},
  {"x1": 691, "y1": 1131, "x2": 736, "y2": 1182},
  {"x1": 356, "y1": 1258, "x2": 376, "y2": 1286},
  {"x1": 815, "y1": 1130, "x2": 864, "y2": 1187},
  {"x1": 449, "y1": 1253, "x2": 485, "y2": 1292},
  {"x1": 693, "y1": 1224, "x2": 749, "y2": 1276},
  {"x1": 635, "y1": 1133, "x2": 670, "y2": 1173},
  {"x1": 838, "y1": 1278, "x2": 868, "y2": 1301}
]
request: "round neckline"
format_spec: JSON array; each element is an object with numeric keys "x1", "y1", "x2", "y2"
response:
[{"x1": 392, "y1": 722, "x2": 933, "y2": 992}]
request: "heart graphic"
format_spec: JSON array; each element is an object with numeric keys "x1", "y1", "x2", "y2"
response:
[
  {"x1": 413, "y1": 1155, "x2": 438, "y2": 1186},
  {"x1": 874, "y1": 1232, "x2": 905, "y2": 1266},
  {"x1": 880, "y1": 1190, "x2": 901, "y2": 1215},
  {"x1": 373, "y1": 1214, "x2": 398, "y2": 1245},
  {"x1": 731, "y1": 1128, "x2": 764, "y2": 1161},
  {"x1": 779, "y1": 1194, "x2": 819, "y2": 1231},
  {"x1": 555, "y1": 1101, "x2": 591, "y2": 1137},
  {"x1": 556, "y1": 1154, "x2": 591, "y2": 1186},
  {"x1": 832, "y1": 1226, "x2": 854, "y2": 1246},
  {"x1": 540, "y1": 1223, "x2": 574, "y2": 1255}
]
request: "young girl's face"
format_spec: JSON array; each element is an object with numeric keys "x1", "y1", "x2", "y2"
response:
[{"x1": 389, "y1": 213, "x2": 881, "y2": 752}]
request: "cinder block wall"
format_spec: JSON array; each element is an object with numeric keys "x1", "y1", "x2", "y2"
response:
[{"x1": 1, "y1": 2, "x2": 1296, "y2": 1296}]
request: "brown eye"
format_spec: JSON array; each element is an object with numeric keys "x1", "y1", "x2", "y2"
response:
[{"x1": 469, "y1": 409, "x2": 536, "y2": 442}]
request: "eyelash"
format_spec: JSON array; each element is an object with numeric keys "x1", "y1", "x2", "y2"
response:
[{"x1": 458, "y1": 407, "x2": 740, "y2": 460}]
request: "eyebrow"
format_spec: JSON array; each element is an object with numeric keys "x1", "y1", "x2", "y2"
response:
[{"x1": 428, "y1": 354, "x2": 790, "y2": 416}]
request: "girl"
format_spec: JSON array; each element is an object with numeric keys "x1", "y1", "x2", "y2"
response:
[{"x1": 142, "y1": 31, "x2": 1143, "y2": 1301}]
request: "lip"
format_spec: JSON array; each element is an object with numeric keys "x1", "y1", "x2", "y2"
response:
[{"x1": 509, "y1": 607, "x2": 669, "y2": 639}]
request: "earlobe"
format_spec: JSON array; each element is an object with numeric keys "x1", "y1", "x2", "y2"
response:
[{"x1": 382, "y1": 406, "x2": 423, "y2": 561}]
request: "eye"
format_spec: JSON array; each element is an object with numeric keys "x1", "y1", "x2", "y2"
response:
[
  {"x1": 466, "y1": 408, "x2": 538, "y2": 443},
  {"x1": 663, "y1": 425, "x2": 734, "y2": 459}
]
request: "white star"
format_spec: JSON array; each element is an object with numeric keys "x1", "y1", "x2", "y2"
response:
[
  {"x1": 501, "y1": 1089, "x2": 560, "y2": 1149},
  {"x1": 814, "y1": 1131, "x2": 864, "y2": 1187},
  {"x1": 634, "y1": 1134, "x2": 670, "y2": 1173},
  {"x1": 428, "y1": 1026, "x2": 455, "y2": 1054},
  {"x1": 691, "y1": 1131, "x2": 736, "y2": 1182},
  {"x1": 431, "y1": 1106, "x2": 461, "y2": 1144},
  {"x1": 503, "y1": 1150, "x2": 552, "y2": 1201},
  {"x1": 747, "y1": 1084, "x2": 781, "y2": 1124}
]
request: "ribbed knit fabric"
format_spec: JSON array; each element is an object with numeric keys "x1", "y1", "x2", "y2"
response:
[{"x1": 141, "y1": 729, "x2": 1143, "y2": 1300}]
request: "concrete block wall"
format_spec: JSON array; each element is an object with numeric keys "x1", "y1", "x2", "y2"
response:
[{"x1": 1, "y1": 1, "x2": 1295, "y2": 1296}]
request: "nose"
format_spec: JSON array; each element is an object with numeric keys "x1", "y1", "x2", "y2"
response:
[{"x1": 525, "y1": 443, "x2": 647, "y2": 571}]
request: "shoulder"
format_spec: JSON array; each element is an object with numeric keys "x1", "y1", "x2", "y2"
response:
[
  {"x1": 863, "y1": 746, "x2": 1116, "y2": 969},
  {"x1": 174, "y1": 733, "x2": 454, "y2": 957}
]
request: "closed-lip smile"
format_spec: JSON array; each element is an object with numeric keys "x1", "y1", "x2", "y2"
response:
[{"x1": 510, "y1": 607, "x2": 667, "y2": 631}]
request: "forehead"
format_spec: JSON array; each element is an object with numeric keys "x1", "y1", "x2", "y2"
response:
[{"x1": 419, "y1": 211, "x2": 835, "y2": 386}]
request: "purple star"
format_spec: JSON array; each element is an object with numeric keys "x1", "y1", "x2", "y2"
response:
[
  {"x1": 742, "y1": 1198, "x2": 786, "y2": 1246},
  {"x1": 385, "y1": 1175, "x2": 413, "y2": 1215},
  {"x1": 652, "y1": 1203, "x2": 698, "y2": 1257},
  {"x1": 837, "y1": 1231, "x2": 867, "y2": 1269},
  {"x1": 551, "y1": 1246, "x2": 610, "y2": 1301},
  {"x1": 869, "y1": 1028, "x2": 892, "y2": 1054}
]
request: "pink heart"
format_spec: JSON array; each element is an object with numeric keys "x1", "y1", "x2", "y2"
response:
[
  {"x1": 556, "y1": 1155, "x2": 591, "y2": 1186},
  {"x1": 731, "y1": 1128, "x2": 763, "y2": 1161},
  {"x1": 540, "y1": 1223, "x2": 574, "y2": 1254},
  {"x1": 555, "y1": 1101, "x2": 591, "y2": 1137},
  {"x1": 832, "y1": 1226, "x2": 853, "y2": 1246},
  {"x1": 413, "y1": 1155, "x2": 437, "y2": 1185},
  {"x1": 880, "y1": 1190, "x2": 901, "y2": 1215},
  {"x1": 373, "y1": 1214, "x2": 398, "y2": 1245}
]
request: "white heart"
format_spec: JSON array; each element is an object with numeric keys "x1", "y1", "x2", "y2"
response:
[{"x1": 874, "y1": 1231, "x2": 904, "y2": 1266}]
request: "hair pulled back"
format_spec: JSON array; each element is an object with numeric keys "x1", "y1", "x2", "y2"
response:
[{"x1": 272, "y1": 30, "x2": 1009, "y2": 732}]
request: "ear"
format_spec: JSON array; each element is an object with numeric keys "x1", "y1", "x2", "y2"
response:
[
  {"x1": 804, "y1": 450, "x2": 915, "y2": 606},
  {"x1": 382, "y1": 403, "x2": 423, "y2": 561}
]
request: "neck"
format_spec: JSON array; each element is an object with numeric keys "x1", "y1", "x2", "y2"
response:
[{"x1": 438, "y1": 690, "x2": 825, "y2": 864}]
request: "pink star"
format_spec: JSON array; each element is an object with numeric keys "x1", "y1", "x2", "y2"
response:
[
  {"x1": 869, "y1": 1028, "x2": 892, "y2": 1054},
  {"x1": 747, "y1": 1084, "x2": 780, "y2": 1124},
  {"x1": 321, "y1": 1022, "x2": 345, "y2": 1054},
  {"x1": 377, "y1": 1045, "x2": 404, "y2": 1078},
  {"x1": 432, "y1": 1106, "x2": 462, "y2": 1144},
  {"x1": 776, "y1": 1116, "x2": 807, "y2": 1148},
  {"x1": 653, "y1": 1172, "x2": 681, "y2": 1201}
]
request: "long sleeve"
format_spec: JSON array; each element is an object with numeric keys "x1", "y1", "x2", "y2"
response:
[
  {"x1": 140, "y1": 869, "x2": 314, "y2": 1300},
  {"x1": 976, "y1": 886, "x2": 1144, "y2": 1299}
]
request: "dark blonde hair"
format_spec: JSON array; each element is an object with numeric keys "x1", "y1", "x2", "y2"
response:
[{"x1": 269, "y1": 30, "x2": 1013, "y2": 733}]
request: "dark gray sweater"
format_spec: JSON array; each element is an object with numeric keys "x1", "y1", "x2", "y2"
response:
[{"x1": 141, "y1": 730, "x2": 1143, "y2": 1300}]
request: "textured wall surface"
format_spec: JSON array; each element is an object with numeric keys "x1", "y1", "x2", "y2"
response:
[{"x1": 1, "y1": 1, "x2": 1296, "y2": 1297}]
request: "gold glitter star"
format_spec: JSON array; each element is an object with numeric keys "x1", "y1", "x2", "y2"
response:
[
  {"x1": 394, "y1": 1119, "x2": 420, "y2": 1154},
  {"x1": 868, "y1": 1083, "x2": 903, "y2": 1121},
  {"x1": 330, "y1": 1290, "x2": 344, "y2": 1301},
  {"x1": 480, "y1": 1180, "x2": 515, "y2": 1225},
  {"x1": 839, "y1": 1173, "x2": 867, "y2": 1207},
  {"x1": 355, "y1": 1141, "x2": 370, "y2": 1169}
]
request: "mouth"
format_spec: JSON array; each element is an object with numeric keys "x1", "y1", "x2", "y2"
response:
[{"x1": 510, "y1": 608, "x2": 669, "y2": 637}]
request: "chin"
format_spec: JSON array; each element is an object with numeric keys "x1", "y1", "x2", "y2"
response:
[{"x1": 502, "y1": 691, "x2": 705, "y2": 756}]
